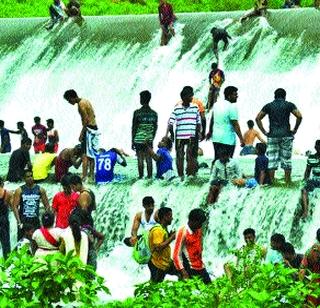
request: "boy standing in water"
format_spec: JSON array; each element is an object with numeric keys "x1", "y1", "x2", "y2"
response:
[
  {"x1": 207, "y1": 63, "x2": 225, "y2": 111},
  {"x1": 64, "y1": 89, "x2": 99, "y2": 182},
  {"x1": 158, "y1": 0, "x2": 176, "y2": 46}
]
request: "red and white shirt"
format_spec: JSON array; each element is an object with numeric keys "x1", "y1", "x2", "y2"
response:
[{"x1": 173, "y1": 225, "x2": 204, "y2": 271}]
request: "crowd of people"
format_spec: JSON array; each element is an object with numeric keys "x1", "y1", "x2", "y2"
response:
[{"x1": 123, "y1": 196, "x2": 320, "y2": 305}]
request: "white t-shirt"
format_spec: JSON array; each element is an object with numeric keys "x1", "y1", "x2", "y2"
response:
[{"x1": 211, "y1": 100, "x2": 239, "y2": 145}]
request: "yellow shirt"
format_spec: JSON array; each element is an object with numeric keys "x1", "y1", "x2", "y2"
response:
[
  {"x1": 33, "y1": 153, "x2": 56, "y2": 180},
  {"x1": 149, "y1": 225, "x2": 171, "y2": 270}
]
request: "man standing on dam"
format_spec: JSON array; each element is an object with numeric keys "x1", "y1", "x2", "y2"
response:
[
  {"x1": 255, "y1": 88, "x2": 302, "y2": 185},
  {"x1": 158, "y1": 0, "x2": 176, "y2": 46},
  {"x1": 64, "y1": 89, "x2": 99, "y2": 182}
]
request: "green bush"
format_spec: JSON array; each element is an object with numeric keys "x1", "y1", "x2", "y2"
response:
[
  {"x1": 0, "y1": 248, "x2": 109, "y2": 307},
  {"x1": 0, "y1": 0, "x2": 316, "y2": 18},
  {"x1": 108, "y1": 263, "x2": 320, "y2": 307}
]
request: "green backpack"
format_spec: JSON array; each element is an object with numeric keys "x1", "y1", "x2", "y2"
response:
[{"x1": 132, "y1": 231, "x2": 152, "y2": 264}]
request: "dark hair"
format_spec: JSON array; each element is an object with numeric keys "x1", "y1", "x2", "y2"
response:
[
  {"x1": 46, "y1": 119, "x2": 54, "y2": 125},
  {"x1": 60, "y1": 174, "x2": 71, "y2": 187},
  {"x1": 188, "y1": 208, "x2": 206, "y2": 224},
  {"x1": 34, "y1": 116, "x2": 40, "y2": 123},
  {"x1": 180, "y1": 86, "x2": 194, "y2": 99},
  {"x1": 211, "y1": 63, "x2": 218, "y2": 70},
  {"x1": 140, "y1": 90, "x2": 151, "y2": 105},
  {"x1": 64, "y1": 89, "x2": 78, "y2": 100},
  {"x1": 0, "y1": 120, "x2": 4, "y2": 127},
  {"x1": 21, "y1": 137, "x2": 32, "y2": 146},
  {"x1": 17, "y1": 121, "x2": 24, "y2": 128},
  {"x1": 283, "y1": 242, "x2": 295, "y2": 255},
  {"x1": 274, "y1": 88, "x2": 286, "y2": 99},
  {"x1": 69, "y1": 174, "x2": 82, "y2": 185},
  {"x1": 42, "y1": 211, "x2": 55, "y2": 228},
  {"x1": 74, "y1": 144, "x2": 83, "y2": 154},
  {"x1": 22, "y1": 223, "x2": 35, "y2": 234},
  {"x1": 271, "y1": 233, "x2": 286, "y2": 244},
  {"x1": 315, "y1": 140, "x2": 320, "y2": 148},
  {"x1": 256, "y1": 143, "x2": 267, "y2": 155},
  {"x1": 247, "y1": 120, "x2": 254, "y2": 129},
  {"x1": 243, "y1": 228, "x2": 256, "y2": 237},
  {"x1": 69, "y1": 213, "x2": 82, "y2": 245},
  {"x1": 142, "y1": 196, "x2": 154, "y2": 206},
  {"x1": 317, "y1": 228, "x2": 320, "y2": 242},
  {"x1": 164, "y1": 137, "x2": 173, "y2": 150},
  {"x1": 45, "y1": 143, "x2": 55, "y2": 153},
  {"x1": 158, "y1": 207, "x2": 172, "y2": 221},
  {"x1": 224, "y1": 86, "x2": 238, "y2": 99}
]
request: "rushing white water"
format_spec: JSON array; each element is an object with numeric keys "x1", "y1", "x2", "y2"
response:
[{"x1": 0, "y1": 12, "x2": 320, "y2": 302}]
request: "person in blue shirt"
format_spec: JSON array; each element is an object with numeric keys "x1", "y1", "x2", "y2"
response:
[
  {"x1": 255, "y1": 143, "x2": 271, "y2": 185},
  {"x1": 148, "y1": 137, "x2": 175, "y2": 180},
  {"x1": 95, "y1": 148, "x2": 127, "y2": 184}
]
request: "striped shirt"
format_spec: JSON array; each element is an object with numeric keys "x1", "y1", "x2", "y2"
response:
[
  {"x1": 168, "y1": 103, "x2": 200, "y2": 139},
  {"x1": 173, "y1": 225, "x2": 204, "y2": 271}
]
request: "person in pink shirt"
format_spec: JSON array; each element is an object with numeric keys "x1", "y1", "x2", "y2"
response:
[
  {"x1": 173, "y1": 208, "x2": 211, "y2": 284},
  {"x1": 32, "y1": 116, "x2": 47, "y2": 154},
  {"x1": 52, "y1": 175, "x2": 79, "y2": 228}
]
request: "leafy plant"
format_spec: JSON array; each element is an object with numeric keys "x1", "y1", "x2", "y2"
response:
[
  {"x1": 108, "y1": 263, "x2": 320, "y2": 307},
  {"x1": 0, "y1": 248, "x2": 109, "y2": 307}
]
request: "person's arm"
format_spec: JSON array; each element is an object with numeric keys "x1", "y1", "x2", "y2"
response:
[
  {"x1": 173, "y1": 228, "x2": 189, "y2": 279},
  {"x1": 152, "y1": 229, "x2": 176, "y2": 253},
  {"x1": 31, "y1": 126, "x2": 36, "y2": 137},
  {"x1": 304, "y1": 164, "x2": 312, "y2": 181},
  {"x1": 200, "y1": 112, "x2": 206, "y2": 141},
  {"x1": 7, "y1": 129, "x2": 19, "y2": 134},
  {"x1": 206, "y1": 113, "x2": 214, "y2": 140},
  {"x1": 40, "y1": 188, "x2": 50, "y2": 211},
  {"x1": 255, "y1": 131, "x2": 266, "y2": 143},
  {"x1": 78, "y1": 191, "x2": 91, "y2": 211},
  {"x1": 291, "y1": 109, "x2": 302, "y2": 135},
  {"x1": 111, "y1": 148, "x2": 127, "y2": 167},
  {"x1": 147, "y1": 146, "x2": 162, "y2": 162},
  {"x1": 54, "y1": 129, "x2": 59, "y2": 143},
  {"x1": 4, "y1": 190, "x2": 12, "y2": 210},
  {"x1": 78, "y1": 101, "x2": 90, "y2": 141},
  {"x1": 51, "y1": 157, "x2": 57, "y2": 167},
  {"x1": 166, "y1": 110, "x2": 176, "y2": 141},
  {"x1": 255, "y1": 111, "x2": 268, "y2": 136},
  {"x1": 258, "y1": 170, "x2": 266, "y2": 185},
  {"x1": 231, "y1": 120, "x2": 245, "y2": 147},
  {"x1": 12, "y1": 188, "x2": 22, "y2": 226},
  {"x1": 154, "y1": 209, "x2": 159, "y2": 223},
  {"x1": 130, "y1": 212, "x2": 141, "y2": 244},
  {"x1": 93, "y1": 229, "x2": 105, "y2": 251},
  {"x1": 153, "y1": 113, "x2": 158, "y2": 140},
  {"x1": 132, "y1": 111, "x2": 138, "y2": 150}
]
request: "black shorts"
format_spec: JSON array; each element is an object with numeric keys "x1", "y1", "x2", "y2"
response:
[
  {"x1": 148, "y1": 261, "x2": 179, "y2": 283},
  {"x1": 134, "y1": 142, "x2": 153, "y2": 152}
]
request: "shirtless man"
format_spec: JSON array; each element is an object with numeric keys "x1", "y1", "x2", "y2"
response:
[
  {"x1": 64, "y1": 89, "x2": 99, "y2": 182},
  {"x1": 240, "y1": 120, "x2": 266, "y2": 156},
  {"x1": 129, "y1": 196, "x2": 159, "y2": 245},
  {"x1": 55, "y1": 144, "x2": 83, "y2": 182}
]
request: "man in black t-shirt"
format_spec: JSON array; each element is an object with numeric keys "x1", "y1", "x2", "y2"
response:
[
  {"x1": 7, "y1": 138, "x2": 32, "y2": 182},
  {"x1": 255, "y1": 88, "x2": 302, "y2": 185}
]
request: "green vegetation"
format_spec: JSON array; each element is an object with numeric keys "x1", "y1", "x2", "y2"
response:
[
  {"x1": 0, "y1": 248, "x2": 109, "y2": 307},
  {"x1": 0, "y1": 0, "x2": 315, "y2": 18},
  {"x1": 108, "y1": 263, "x2": 320, "y2": 307}
]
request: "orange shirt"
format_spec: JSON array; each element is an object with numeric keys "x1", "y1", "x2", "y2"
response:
[{"x1": 173, "y1": 225, "x2": 204, "y2": 271}]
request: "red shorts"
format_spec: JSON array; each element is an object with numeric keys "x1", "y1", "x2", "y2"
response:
[{"x1": 54, "y1": 143, "x2": 59, "y2": 153}]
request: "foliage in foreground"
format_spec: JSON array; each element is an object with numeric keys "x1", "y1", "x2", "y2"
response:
[
  {"x1": 0, "y1": 0, "x2": 316, "y2": 18},
  {"x1": 0, "y1": 248, "x2": 109, "y2": 307},
  {"x1": 108, "y1": 263, "x2": 320, "y2": 307}
]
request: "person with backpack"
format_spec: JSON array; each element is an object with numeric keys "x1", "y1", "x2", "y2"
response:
[
  {"x1": 148, "y1": 207, "x2": 178, "y2": 282},
  {"x1": 32, "y1": 211, "x2": 63, "y2": 257},
  {"x1": 173, "y1": 209, "x2": 211, "y2": 284}
]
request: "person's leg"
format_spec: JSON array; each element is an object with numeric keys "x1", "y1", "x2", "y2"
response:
[
  {"x1": 207, "y1": 184, "x2": 221, "y2": 204},
  {"x1": 207, "y1": 86, "x2": 214, "y2": 110},
  {"x1": 145, "y1": 145, "x2": 153, "y2": 179},
  {"x1": 160, "y1": 26, "x2": 169, "y2": 46},
  {"x1": 82, "y1": 154, "x2": 88, "y2": 180},
  {"x1": 148, "y1": 261, "x2": 165, "y2": 282},
  {"x1": 190, "y1": 268, "x2": 211, "y2": 284},
  {"x1": 227, "y1": 144, "x2": 236, "y2": 158},
  {"x1": 267, "y1": 137, "x2": 280, "y2": 184},
  {"x1": 222, "y1": 37, "x2": 229, "y2": 51},
  {"x1": 280, "y1": 137, "x2": 293, "y2": 185},
  {"x1": 186, "y1": 138, "x2": 198, "y2": 176},
  {"x1": 88, "y1": 157, "x2": 95, "y2": 181},
  {"x1": 301, "y1": 188, "x2": 309, "y2": 218},
  {"x1": 136, "y1": 149, "x2": 144, "y2": 179},
  {"x1": 176, "y1": 139, "x2": 185, "y2": 178},
  {"x1": 213, "y1": 142, "x2": 223, "y2": 162},
  {"x1": 0, "y1": 216, "x2": 11, "y2": 259}
]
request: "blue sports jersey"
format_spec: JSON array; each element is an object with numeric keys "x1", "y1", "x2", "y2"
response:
[
  {"x1": 156, "y1": 147, "x2": 173, "y2": 178},
  {"x1": 95, "y1": 150, "x2": 121, "y2": 184}
]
